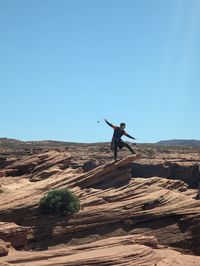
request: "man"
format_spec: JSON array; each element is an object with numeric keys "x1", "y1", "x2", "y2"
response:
[{"x1": 104, "y1": 119, "x2": 136, "y2": 161}]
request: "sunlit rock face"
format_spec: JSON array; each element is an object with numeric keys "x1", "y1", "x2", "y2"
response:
[{"x1": 0, "y1": 145, "x2": 200, "y2": 265}]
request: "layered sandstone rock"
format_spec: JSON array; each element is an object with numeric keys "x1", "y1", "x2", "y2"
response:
[
  {"x1": 4, "y1": 152, "x2": 71, "y2": 181},
  {"x1": 0, "y1": 240, "x2": 10, "y2": 257},
  {"x1": 0, "y1": 260, "x2": 10, "y2": 266},
  {"x1": 0, "y1": 151, "x2": 200, "y2": 265},
  {"x1": 132, "y1": 159, "x2": 200, "y2": 188},
  {"x1": 3, "y1": 235, "x2": 200, "y2": 266},
  {"x1": 0, "y1": 223, "x2": 31, "y2": 248}
]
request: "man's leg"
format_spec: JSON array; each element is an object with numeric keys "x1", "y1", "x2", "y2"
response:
[
  {"x1": 114, "y1": 141, "x2": 118, "y2": 161},
  {"x1": 122, "y1": 142, "x2": 136, "y2": 154}
]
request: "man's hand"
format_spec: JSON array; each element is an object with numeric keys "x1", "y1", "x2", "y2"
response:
[{"x1": 104, "y1": 119, "x2": 114, "y2": 128}]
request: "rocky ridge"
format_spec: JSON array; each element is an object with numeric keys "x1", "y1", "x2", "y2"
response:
[{"x1": 0, "y1": 148, "x2": 200, "y2": 265}]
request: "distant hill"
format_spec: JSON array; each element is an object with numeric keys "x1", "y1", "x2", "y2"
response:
[
  {"x1": 156, "y1": 139, "x2": 200, "y2": 147},
  {"x1": 1, "y1": 138, "x2": 200, "y2": 153},
  {"x1": 0, "y1": 138, "x2": 108, "y2": 147},
  {"x1": 0, "y1": 138, "x2": 81, "y2": 155},
  {"x1": 0, "y1": 138, "x2": 108, "y2": 155}
]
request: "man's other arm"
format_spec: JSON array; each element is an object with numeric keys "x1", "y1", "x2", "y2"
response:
[
  {"x1": 124, "y1": 131, "x2": 135, "y2": 140},
  {"x1": 104, "y1": 119, "x2": 117, "y2": 129}
]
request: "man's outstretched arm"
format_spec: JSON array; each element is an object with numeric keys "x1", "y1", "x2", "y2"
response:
[
  {"x1": 104, "y1": 119, "x2": 116, "y2": 129},
  {"x1": 124, "y1": 132, "x2": 136, "y2": 140}
]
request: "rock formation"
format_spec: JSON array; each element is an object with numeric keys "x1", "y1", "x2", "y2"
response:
[
  {"x1": 0, "y1": 239, "x2": 10, "y2": 257},
  {"x1": 3, "y1": 234, "x2": 200, "y2": 266},
  {"x1": 0, "y1": 223, "x2": 31, "y2": 248},
  {"x1": 0, "y1": 149, "x2": 200, "y2": 265}
]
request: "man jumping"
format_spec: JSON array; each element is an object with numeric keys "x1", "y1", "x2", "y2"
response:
[{"x1": 104, "y1": 119, "x2": 136, "y2": 161}]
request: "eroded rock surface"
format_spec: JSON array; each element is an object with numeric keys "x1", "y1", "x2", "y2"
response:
[
  {"x1": 0, "y1": 150, "x2": 200, "y2": 265},
  {"x1": 4, "y1": 152, "x2": 71, "y2": 181},
  {"x1": 0, "y1": 223, "x2": 31, "y2": 248},
  {"x1": 0, "y1": 240, "x2": 10, "y2": 257},
  {"x1": 3, "y1": 235, "x2": 200, "y2": 266},
  {"x1": 132, "y1": 159, "x2": 200, "y2": 188}
]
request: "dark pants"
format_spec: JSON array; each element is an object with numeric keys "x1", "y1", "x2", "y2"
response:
[
  {"x1": 111, "y1": 138, "x2": 135, "y2": 160},
  {"x1": 197, "y1": 178, "x2": 200, "y2": 198}
]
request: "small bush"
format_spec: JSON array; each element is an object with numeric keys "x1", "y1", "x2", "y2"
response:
[{"x1": 39, "y1": 189, "x2": 80, "y2": 215}]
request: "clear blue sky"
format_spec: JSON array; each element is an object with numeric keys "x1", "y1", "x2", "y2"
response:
[{"x1": 1, "y1": 0, "x2": 199, "y2": 143}]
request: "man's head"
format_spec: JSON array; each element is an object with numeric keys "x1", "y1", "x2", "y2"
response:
[{"x1": 120, "y1": 122, "x2": 126, "y2": 129}]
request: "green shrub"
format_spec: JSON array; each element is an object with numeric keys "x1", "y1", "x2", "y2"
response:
[{"x1": 39, "y1": 189, "x2": 80, "y2": 215}]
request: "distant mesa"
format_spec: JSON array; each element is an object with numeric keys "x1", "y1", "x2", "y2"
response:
[
  {"x1": 156, "y1": 139, "x2": 200, "y2": 147},
  {"x1": 1, "y1": 138, "x2": 200, "y2": 150}
]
